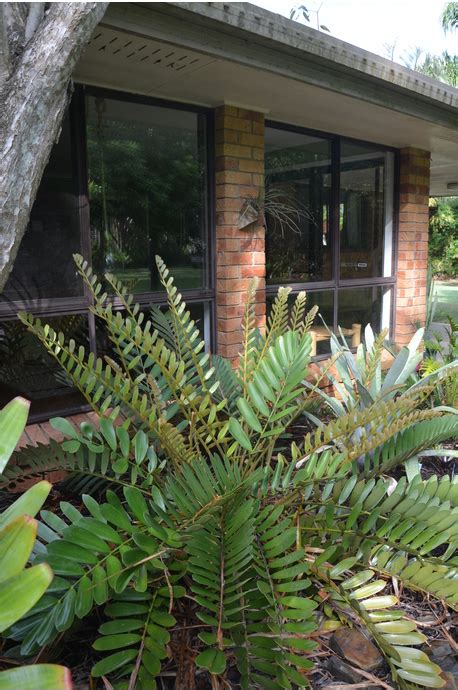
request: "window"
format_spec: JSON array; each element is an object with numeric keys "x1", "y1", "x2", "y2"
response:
[
  {"x1": 0, "y1": 87, "x2": 214, "y2": 421},
  {"x1": 265, "y1": 124, "x2": 396, "y2": 355},
  {"x1": 86, "y1": 95, "x2": 208, "y2": 293},
  {"x1": 265, "y1": 130, "x2": 332, "y2": 284}
]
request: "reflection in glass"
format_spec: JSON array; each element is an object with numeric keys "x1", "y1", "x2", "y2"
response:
[
  {"x1": 3, "y1": 112, "x2": 82, "y2": 302},
  {"x1": 86, "y1": 96, "x2": 207, "y2": 293},
  {"x1": 340, "y1": 142, "x2": 393, "y2": 280},
  {"x1": 265, "y1": 127, "x2": 332, "y2": 284},
  {"x1": 0, "y1": 314, "x2": 88, "y2": 419},
  {"x1": 96, "y1": 303, "x2": 206, "y2": 363},
  {"x1": 267, "y1": 290, "x2": 334, "y2": 356},
  {"x1": 338, "y1": 287, "x2": 392, "y2": 347}
]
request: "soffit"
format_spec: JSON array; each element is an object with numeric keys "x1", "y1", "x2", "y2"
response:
[{"x1": 75, "y1": 24, "x2": 458, "y2": 196}]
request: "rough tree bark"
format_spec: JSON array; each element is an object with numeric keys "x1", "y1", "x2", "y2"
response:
[{"x1": 0, "y1": 2, "x2": 108, "y2": 292}]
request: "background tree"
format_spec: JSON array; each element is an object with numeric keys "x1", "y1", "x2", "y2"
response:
[
  {"x1": 0, "y1": 2, "x2": 108, "y2": 293},
  {"x1": 441, "y1": 1, "x2": 458, "y2": 32}
]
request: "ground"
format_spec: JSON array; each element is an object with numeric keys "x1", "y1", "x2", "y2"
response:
[{"x1": 434, "y1": 280, "x2": 458, "y2": 323}]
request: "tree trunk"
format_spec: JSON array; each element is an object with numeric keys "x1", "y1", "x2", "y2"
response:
[{"x1": 0, "y1": 2, "x2": 108, "y2": 293}]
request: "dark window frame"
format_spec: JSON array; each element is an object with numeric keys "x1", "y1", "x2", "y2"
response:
[
  {"x1": 0, "y1": 85, "x2": 216, "y2": 422},
  {"x1": 265, "y1": 120, "x2": 399, "y2": 355}
]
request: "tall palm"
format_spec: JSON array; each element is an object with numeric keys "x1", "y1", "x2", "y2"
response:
[
  {"x1": 420, "y1": 51, "x2": 457, "y2": 87},
  {"x1": 441, "y1": 1, "x2": 457, "y2": 32}
]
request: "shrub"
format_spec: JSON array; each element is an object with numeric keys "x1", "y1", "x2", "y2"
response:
[{"x1": 2, "y1": 256, "x2": 457, "y2": 690}]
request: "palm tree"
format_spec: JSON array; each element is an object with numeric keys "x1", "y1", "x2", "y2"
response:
[
  {"x1": 441, "y1": 1, "x2": 457, "y2": 32},
  {"x1": 420, "y1": 51, "x2": 457, "y2": 87}
]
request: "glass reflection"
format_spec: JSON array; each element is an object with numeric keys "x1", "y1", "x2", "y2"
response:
[
  {"x1": 340, "y1": 142, "x2": 392, "y2": 279},
  {"x1": 86, "y1": 96, "x2": 207, "y2": 293},
  {"x1": 3, "y1": 112, "x2": 82, "y2": 302},
  {"x1": 265, "y1": 127, "x2": 332, "y2": 284},
  {"x1": 0, "y1": 314, "x2": 88, "y2": 419}
]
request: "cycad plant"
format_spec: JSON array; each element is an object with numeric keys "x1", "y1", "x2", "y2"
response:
[
  {"x1": 0, "y1": 398, "x2": 71, "y2": 690},
  {"x1": 2, "y1": 255, "x2": 458, "y2": 690}
]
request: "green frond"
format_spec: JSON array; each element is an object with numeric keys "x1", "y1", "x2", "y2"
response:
[
  {"x1": 92, "y1": 592, "x2": 175, "y2": 689},
  {"x1": 321, "y1": 564, "x2": 444, "y2": 688},
  {"x1": 155, "y1": 255, "x2": 218, "y2": 399},
  {"x1": 238, "y1": 278, "x2": 260, "y2": 394},
  {"x1": 165, "y1": 455, "x2": 257, "y2": 523},
  {"x1": 363, "y1": 327, "x2": 387, "y2": 393},
  {"x1": 229, "y1": 330, "x2": 312, "y2": 458},
  {"x1": 10, "y1": 490, "x2": 180, "y2": 655},
  {"x1": 302, "y1": 474, "x2": 458, "y2": 609},
  {"x1": 288, "y1": 290, "x2": 307, "y2": 332},
  {"x1": 239, "y1": 504, "x2": 317, "y2": 690},
  {"x1": 264, "y1": 286, "x2": 291, "y2": 347},
  {"x1": 358, "y1": 413, "x2": 458, "y2": 477},
  {"x1": 187, "y1": 497, "x2": 256, "y2": 676}
]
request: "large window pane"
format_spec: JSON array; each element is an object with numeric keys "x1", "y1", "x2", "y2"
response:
[
  {"x1": 0, "y1": 315, "x2": 88, "y2": 420},
  {"x1": 265, "y1": 127, "x2": 332, "y2": 284},
  {"x1": 86, "y1": 96, "x2": 207, "y2": 293},
  {"x1": 267, "y1": 290, "x2": 334, "y2": 356},
  {"x1": 340, "y1": 142, "x2": 394, "y2": 279},
  {"x1": 337, "y1": 286, "x2": 392, "y2": 347},
  {"x1": 2, "y1": 112, "x2": 82, "y2": 302}
]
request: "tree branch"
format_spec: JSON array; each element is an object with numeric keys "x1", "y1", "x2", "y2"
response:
[
  {"x1": 25, "y1": 3, "x2": 45, "y2": 43},
  {"x1": 0, "y1": 2, "x2": 108, "y2": 292}
]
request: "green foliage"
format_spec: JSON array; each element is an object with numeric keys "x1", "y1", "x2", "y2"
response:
[
  {"x1": 4, "y1": 258, "x2": 458, "y2": 688},
  {"x1": 0, "y1": 399, "x2": 71, "y2": 690},
  {"x1": 428, "y1": 199, "x2": 458, "y2": 278},
  {"x1": 423, "y1": 313, "x2": 458, "y2": 407},
  {"x1": 441, "y1": 2, "x2": 458, "y2": 33},
  {"x1": 309, "y1": 323, "x2": 442, "y2": 417}
]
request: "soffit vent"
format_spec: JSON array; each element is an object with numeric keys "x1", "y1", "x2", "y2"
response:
[{"x1": 88, "y1": 27, "x2": 205, "y2": 74}]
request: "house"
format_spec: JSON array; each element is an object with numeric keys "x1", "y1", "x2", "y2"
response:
[{"x1": 1, "y1": 1, "x2": 458, "y2": 425}]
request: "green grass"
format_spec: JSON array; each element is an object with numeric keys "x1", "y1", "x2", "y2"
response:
[
  {"x1": 433, "y1": 281, "x2": 458, "y2": 322},
  {"x1": 111, "y1": 266, "x2": 203, "y2": 293}
]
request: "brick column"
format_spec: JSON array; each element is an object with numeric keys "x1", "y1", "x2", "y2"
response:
[
  {"x1": 215, "y1": 105, "x2": 265, "y2": 361},
  {"x1": 395, "y1": 147, "x2": 430, "y2": 345}
]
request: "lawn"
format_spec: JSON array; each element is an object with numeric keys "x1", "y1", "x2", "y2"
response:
[{"x1": 433, "y1": 280, "x2": 458, "y2": 322}]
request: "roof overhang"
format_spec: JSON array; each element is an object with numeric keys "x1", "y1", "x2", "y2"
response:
[{"x1": 74, "y1": 1, "x2": 458, "y2": 196}]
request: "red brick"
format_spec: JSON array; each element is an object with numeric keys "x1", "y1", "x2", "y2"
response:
[
  {"x1": 216, "y1": 170, "x2": 253, "y2": 185},
  {"x1": 216, "y1": 143, "x2": 252, "y2": 159},
  {"x1": 239, "y1": 132, "x2": 264, "y2": 147},
  {"x1": 215, "y1": 104, "x2": 266, "y2": 358},
  {"x1": 395, "y1": 146, "x2": 430, "y2": 345}
]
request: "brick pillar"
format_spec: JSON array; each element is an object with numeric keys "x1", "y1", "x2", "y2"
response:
[
  {"x1": 395, "y1": 147, "x2": 430, "y2": 345},
  {"x1": 215, "y1": 105, "x2": 265, "y2": 361}
]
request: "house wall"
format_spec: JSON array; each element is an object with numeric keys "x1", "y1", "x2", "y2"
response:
[
  {"x1": 215, "y1": 105, "x2": 266, "y2": 361},
  {"x1": 395, "y1": 147, "x2": 430, "y2": 344},
  {"x1": 215, "y1": 110, "x2": 431, "y2": 357}
]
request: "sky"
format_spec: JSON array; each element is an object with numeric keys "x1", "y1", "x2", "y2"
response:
[{"x1": 251, "y1": 0, "x2": 456, "y2": 65}]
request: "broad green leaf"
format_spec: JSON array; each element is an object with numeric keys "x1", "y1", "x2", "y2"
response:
[
  {"x1": 0, "y1": 515, "x2": 37, "y2": 583},
  {"x1": 0, "y1": 664, "x2": 72, "y2": 690},
  {"x1": 396, "y1": 668, "x2": 445, "y2": 687},
  {"x1": 237, "y1": 398, "x2": 262, "y2": 432},
  {"x1": 359, "y1": 595, "x2": 398, "y2": 610},
  {"x1": 0, "y1": 564, "x2": 53, "y2": 631},
  {"x1": 134, "y1": 430, "x2": 148, "y2": 464},
  {"x1": 228, "y1": 417, "x2": 252, "y2": 451},
  {"x1": 93, "y1": 633, "x2": 141, "y2": 650},
  {"x1": 49, "y1": 416, "x2": 78, "y2": 440},
  {"x1": 195, "y1": 648, "x2": 227, "y2": 674},
  {"x1": 75, "y1": 575, "x2": 93, "y2": 619},
  {"x1": 351, "y1": 581, "x2": 386, "y2": 600},
  {"x1": 91, "y1": 649, "x2": 138, "y2": 677},
  {"x1": 0, "y1": 397, "x2": 30, "y2": 473},
  {"x1": 0, "y1": 481, "x2": 51, "y2": 530},
  {"x1": 100, "y1": 418, "x2": 117, "y2": 451}
]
